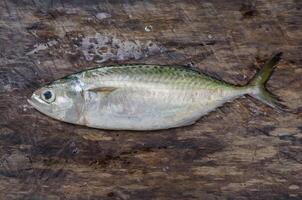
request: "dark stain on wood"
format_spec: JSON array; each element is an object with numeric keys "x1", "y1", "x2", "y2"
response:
[{"x1": 240, "y1": 3, "x2": 258, "y2": 19}]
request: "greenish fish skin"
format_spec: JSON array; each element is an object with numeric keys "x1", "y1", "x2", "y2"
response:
[{"x1": 28, "y1": 53, "x2": 286, "y2": 130}]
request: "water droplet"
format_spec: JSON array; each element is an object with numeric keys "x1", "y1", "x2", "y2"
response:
[
  {"x1": 162, "y1": 166, "x2": 170, "y2": 171},
  {"x1": 96, "y1": 12, "x2": 111, "y2": 20},
  {"x1": 289, "y1": 185, "x2": 299, "y2": 190},
  {"x1": 145, "y1": 25, "x2": 153, "y2": 32},
  {"x1": 72, "y1": 147, "x2": 79, "y2": 154}
]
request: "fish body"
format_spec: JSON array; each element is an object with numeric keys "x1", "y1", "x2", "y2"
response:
[{"x1": 28, "y1": 53, "x2": 285, "y2": 130}]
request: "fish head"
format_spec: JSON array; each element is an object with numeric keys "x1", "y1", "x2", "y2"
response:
[{"x1": 28, "y1": 75, "x2": 84, "y2": 123}]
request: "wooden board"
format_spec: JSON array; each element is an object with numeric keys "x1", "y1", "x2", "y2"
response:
[{"x1": 0, "y1": 0, "x2": 301, "y2": 199}]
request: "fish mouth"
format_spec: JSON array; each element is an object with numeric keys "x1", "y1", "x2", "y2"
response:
[
  {"x1": 27, "y1": 93, "x2": 51, "y2": 115},
  {"x1": 27, "y1": 98, "x2": 35, "y2": 107}
]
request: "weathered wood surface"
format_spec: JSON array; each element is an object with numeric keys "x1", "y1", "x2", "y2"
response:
[{"x1": 0, "y1": 0, "x2": 302, "y2": 199}]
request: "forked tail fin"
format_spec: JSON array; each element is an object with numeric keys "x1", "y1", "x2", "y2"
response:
[{"x1": 246, "y1": 52, "x2": 288, "y2": 112}]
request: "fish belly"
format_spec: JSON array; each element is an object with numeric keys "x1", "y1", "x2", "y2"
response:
[{"x1": 82, "y1": 86, "x2": 238, "y2": 130}]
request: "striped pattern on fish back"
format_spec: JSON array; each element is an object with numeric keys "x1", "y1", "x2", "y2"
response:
[{"x1": 77, "y1": 65, "x2": 232, "y2": 90}]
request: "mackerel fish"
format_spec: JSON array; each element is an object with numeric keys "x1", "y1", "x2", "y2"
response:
[{"x1": 28, "y1": 53, "x2": 286, "y2": 130}]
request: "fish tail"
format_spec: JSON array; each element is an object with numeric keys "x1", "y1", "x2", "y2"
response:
[{"x1": 245, "y1": 52, "x2": 289, "y2": 112}]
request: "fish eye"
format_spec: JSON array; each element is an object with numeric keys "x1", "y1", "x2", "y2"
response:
[{"x1": 41, "y1": 90, "x2": 56, "y2": 103}]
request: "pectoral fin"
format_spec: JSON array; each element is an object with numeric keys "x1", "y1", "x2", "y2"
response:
[{"x1": 87, "y1": 87, "x2": 118, "y2": 96}]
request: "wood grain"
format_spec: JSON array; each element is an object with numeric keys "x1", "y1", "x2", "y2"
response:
[{"x1": 0, "y1": 0, "x2": 301, "y2": 199}]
